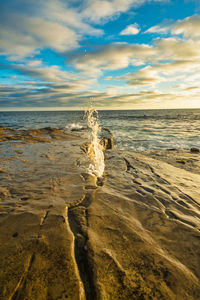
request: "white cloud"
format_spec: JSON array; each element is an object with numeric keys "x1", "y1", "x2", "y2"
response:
[
  {"x1": 27, "y1": 60, "x2": 43, "y2": 67},
  {"x1": 153, "y1": 60, "x2": 200, "y2": 75},
  {"x1": 171, "y1": 15, "x2": 200, "y2": 39},
  {"x1": 82, "y1": 0, "x2": 137, "y2": 22},
  {"x1": 0, "y1": 62, "x2": 97, "y2": 93},
  {"x1": 0, "y1": 0, "x2": 103, "y2": 59},
  {"x1": 146, "y1": 15, "x2": 200, "y2": 40},
  {"x1": 120, "y1": 23, "x2": 140, "y2": 35},
  {"x1": 155, "y1": 37, "x2": 200, "y2": 60},
  {"x1": 69, "y1": 44, "x2": 156, "y2": 74},
  {"x1": 82, "y1": 0, "x2": 167, "y2": 23},
  {"x1": 124, "y1": 66, "x2": 161, "y2": 86},
  {"x1": 67, "y1": 29, "x2": 200, "y2": 95},
  {"x1": 145, "y1": 24, "x2": 170, "y2": 34},
  {"x1": 0, "y1": 0, "x2": 167, "y2": 59},
  {"x1": 69, "y1": 34, "x2": 200, "y2": 76},
  {"x1": 0, "y1": 18, "x2": 78, "y2": 58}
]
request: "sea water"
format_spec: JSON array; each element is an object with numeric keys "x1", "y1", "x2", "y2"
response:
[{"x1": 0, "y1": 109, "x2": 200, "y2": 151}]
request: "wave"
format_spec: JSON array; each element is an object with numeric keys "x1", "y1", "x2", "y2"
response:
[{"x1": 65, "y1": 123, "x2": 86, "y2": 131}]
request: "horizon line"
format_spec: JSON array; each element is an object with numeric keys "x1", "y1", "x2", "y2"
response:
[{"x1": 0, "y1": 107, "x2": 200, "y2": 112}]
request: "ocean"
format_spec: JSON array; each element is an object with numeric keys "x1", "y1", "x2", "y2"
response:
[{"x1": 0, "y1": 109, "x2": 200, "y2": 151}]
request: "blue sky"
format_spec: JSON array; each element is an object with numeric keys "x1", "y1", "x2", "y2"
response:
[{"x1": 0, "y1": 0, "x2": 200, "y2": 110}]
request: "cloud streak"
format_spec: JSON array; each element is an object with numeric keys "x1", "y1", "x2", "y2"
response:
[
  {"x1": 1, "y1": 81, "x2": 200, "y2": 110},
  {"x1": 120, "y1": 23, "x2": 140, "y2": 35},
  {"x1": 146, "y1": 15, "x2": 200, "y2": 40}
]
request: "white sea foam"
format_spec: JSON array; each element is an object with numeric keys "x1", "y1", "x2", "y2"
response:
[
  {"x1": 65, "y1": 123, "x2": 84, "y2": 131},
  {"x1": 86, "y1": 106, "x2": 105, "y2": 178}
]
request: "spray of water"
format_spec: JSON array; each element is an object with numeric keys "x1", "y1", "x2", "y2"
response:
[{"x1": 86, "y1": 106, "x2": 105, "y2": 178}]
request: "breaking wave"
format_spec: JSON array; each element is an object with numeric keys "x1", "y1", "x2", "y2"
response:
[{"x1": 65, "y1": 123, "x2": 85, "y2": 131}]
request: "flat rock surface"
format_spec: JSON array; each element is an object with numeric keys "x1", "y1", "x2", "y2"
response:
[{"x1": 0, "y1": 129, "x2": 200, "y2": 299}]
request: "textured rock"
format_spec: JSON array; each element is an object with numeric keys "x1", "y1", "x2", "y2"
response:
[
  {"x1": 0, "y1": 130, "x2": 200, "y2": 299},
  {"x1": 100, "y1": 127, "x2": 114, "y2": 150},
  {"x1": 190, "y1": 147, "x2": 199, "y2": 153}
]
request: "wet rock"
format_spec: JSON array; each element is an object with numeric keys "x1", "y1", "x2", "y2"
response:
[
  {"x1": 190, "y1": 148, "x2": 199, "y2": 153},
  {"x1": 100, "y1": 128, "x2": 114, "y2": 150},
  {"x1": 176, "y1": 160, "x2": 186, "y2": 164},
  {"x1": 12, "y1": 232, "x2": 18, "y2": 238},
  {"x1": 81, "y1": 133, "x2": 114, "y2": 156},
  {"x1": 0, "y1": 127, "x2": 80, "y2": 143},
  {"x1": 101, "y1": 135, "x2": 114, "y2": 150},
  {"x1": 21, "y1": 197, "x2": 29, "y2": 201}
]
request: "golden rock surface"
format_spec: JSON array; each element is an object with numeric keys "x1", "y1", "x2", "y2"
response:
[{"x1": 0, "y1": 129, "x2": 200, "y2": 299}]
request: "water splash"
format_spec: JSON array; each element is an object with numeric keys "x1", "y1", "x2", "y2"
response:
[{"x1": 86, "y1": 106, "x2": 105, "y2": 178}]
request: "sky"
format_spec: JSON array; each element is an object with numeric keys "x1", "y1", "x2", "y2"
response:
[{"x1": 0, "y1": 0, "x2": 200, "y2": 111}]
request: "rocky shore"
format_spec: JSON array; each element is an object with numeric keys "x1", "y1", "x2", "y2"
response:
[{"x1": 0, "y1": 128, "x2": 200, "y2": 299}]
